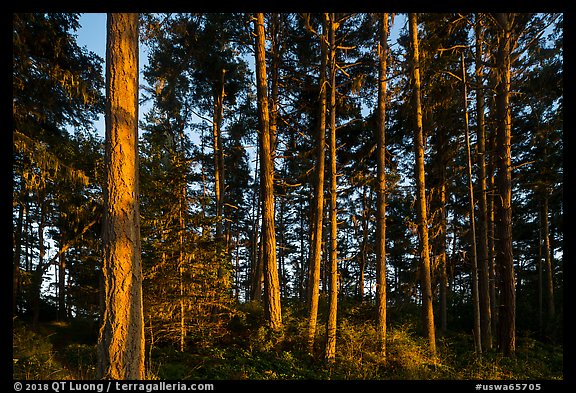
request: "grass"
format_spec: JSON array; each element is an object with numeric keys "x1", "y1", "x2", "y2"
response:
[{"x1": 13, "y1": 303, "x2": 563, "y2": 381}]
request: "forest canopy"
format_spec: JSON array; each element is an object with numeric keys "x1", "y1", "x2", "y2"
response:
[{"x1": 12, "y1": 12, "x2": 563, "y2": 381}]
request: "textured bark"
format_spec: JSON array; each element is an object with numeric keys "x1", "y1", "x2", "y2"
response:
[
  {"x1": 475, "y1": 16, "x2": 493, "y2": 351},
  {"x1": 254, "y1": 13, "x2": 282, "y2": 331},
  {"x1": 409, "y1": 13, "x2": 436, "y2": 357},
  {"x1": 97, "y1": 13, "x2": 145, "y2": 379},
  {"x1": 375, "y1": 12, "x2": 389, "y2": 357},
  {"x1": 306, "y1": 14, "x2": 327, "y2": 354},
  {"x1": 325, "y1": 12, "x2": 338, "y2": 363},
  {"x1": 494, "y1": 12, "x2": 516, "y2": 357}
]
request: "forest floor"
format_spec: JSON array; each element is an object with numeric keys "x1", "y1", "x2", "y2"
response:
[{"x1": 12, "y1": 302, "x2": 563, "y2": 381}]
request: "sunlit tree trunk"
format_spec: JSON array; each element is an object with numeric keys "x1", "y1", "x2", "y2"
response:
[
  {"x1": 325, "y1": 12, "x2": 338, "y2": 363},
  {"x1": 213, "y1": 68, "x2": 226, "y2": 241},
  {"x1": 97, "y1": 12, "x2": 145, "y2": 379},
  {"x1": 375, "y1": 12, "x2": 389, "y2": 358},
  {"x1": 306, "y1": 13, "x2": 327, "y2": 354},
  {"x1": 253, "y1": 12, "x2": 282, "y2": 331},
  {"x1": 409, "y1": 13, "x2": 436, "y2": 357}
]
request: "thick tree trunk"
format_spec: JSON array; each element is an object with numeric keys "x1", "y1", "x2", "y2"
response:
[
  {"x1": 325, "y1": 12, "x2": 338, "y2": 363},
  {"x1": 409, "y1": 13, "x2": 436, "y2": 357},
  {"x1": 254, "y1": 12, "x2": 282, "y2": 331},
  {"x1": 375, "y1": 12, "x2": 389, "y2": 357},
  {"x1": 97, "y1": 13, "x2": 145, "y2": 380},
  {"x1": 306, "y1": 13, "x2": 327, "y2": 353},
  {"x1": 493, "y1": 12, "x2": 516, "y2": 357},
  {"x1": 475, "y1": 16, "x2": 493, "y2": 352}
]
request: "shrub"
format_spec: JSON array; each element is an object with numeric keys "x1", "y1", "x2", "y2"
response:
[{"x1": 13, "y1": 320, "x2": 70, "y2": 379}]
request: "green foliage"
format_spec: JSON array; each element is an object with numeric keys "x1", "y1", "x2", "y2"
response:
[
  {"x1": 13, "y1": 320, "x2": 69, "y2": 380},
  {"x1": 13, "y1": 303, "x2": 562, "y2": 381},
  {"x1": 143, "y1": 304, "x2": 562, "y2": 380},
  {"x1": 59, "y1": 344, "x2": 97, "y2": 379}
]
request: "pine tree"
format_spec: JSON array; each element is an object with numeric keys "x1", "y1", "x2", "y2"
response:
[
  {"x1": 253, "y1": 12, "x2": 282, "y2": 331},
  {"x1": 492, "y1": 12, "x2": 516, "y2": 357},
  {"x1": 375, "y1": 12, "x2": 389, "y2": 358},
  {"x1": 409, "y1": 13, "x2": 436, "y2": 357},
  {"x1": 97, "y1": 13, "x2": 145, "y2": 379},
  {"x1": 307, "y1": 13, "x2": 328, "y2": 354}
]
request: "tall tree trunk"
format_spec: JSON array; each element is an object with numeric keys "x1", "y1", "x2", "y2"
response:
[
  {"x1": 475, "y1": 15, "x2": 493, "y2": 352},
  {"x1": 306, "y1": 13, "x2": 328, "y2": 354},
  {"x1": 409, "y1": 13, "x2": 436, "y2": 357},
  {"x1": 97, "y1": 13, "x2": 145, "y2": 379},
  {"x1": 308, "y1": 13, "x2": 328, "y2": 342},
  {"x1": 253, "y1": 12, "x2": 282, "y2": 331},
  {"x1": 375, "y1": 12, "x2": 389, "y2": 357},
  {"x1": 487, "y1": 99, "x2": 498, "y2": 340},
  {"x1": 493, "y1": 12, "x2": 516, "y2": 357},
  {"x1": 213, "y1": 68, "x2": 226, "y2": 241},
  {"x1": 325, "y1": 12, "x2": 338, "y2": 363},
  {"x1": 462, "y1": 53, "x2": 482, "y2": 355},
  {"x1": 178, "y1": 145, "x2": 187, "y2": 352}
]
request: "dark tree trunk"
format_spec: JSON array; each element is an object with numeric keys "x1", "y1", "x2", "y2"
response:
[{"x1": 493, "y1": 12, "x2": 516, "y2": 357}]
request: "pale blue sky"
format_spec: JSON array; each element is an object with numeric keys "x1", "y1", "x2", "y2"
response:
[
  {"x1": 76, "y1": 13, "x2": 151, "y2": 138},
  {"x1": 74, "y1": 13, "x2": 405, "y2": 139}
]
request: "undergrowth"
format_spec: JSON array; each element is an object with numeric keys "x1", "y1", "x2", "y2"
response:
[{"x1": 13, "y1": 303, "x2": 563, "y2": 381}]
